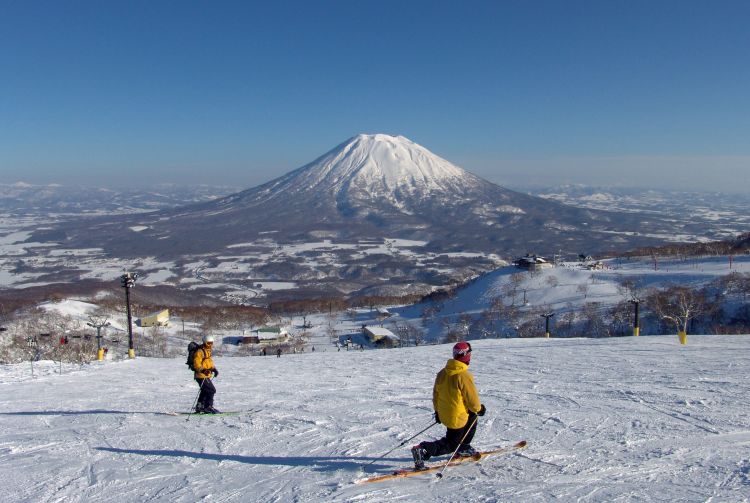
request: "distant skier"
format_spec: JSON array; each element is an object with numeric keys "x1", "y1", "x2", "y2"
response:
[
  {"x1": 193, "y1": 335, "x2": 220, "y2": 414},
  {"x1": 276, "y1": 348, "x2": 282, "y2": 358},
  {"x1": 411, "y1": 341, "x2": 486, "y2": 469}
]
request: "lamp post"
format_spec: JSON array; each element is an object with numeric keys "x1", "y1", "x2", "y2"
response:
[
  {"x1": 27, "y1": 336, "x2": 37, "y2": 377},
  {"x1": 541, "y1": 313, "x2": 555, "y2": 338},
  {"x1": 120, "y1": 272, "x2": 138, "y2": 359},
  {"x1": 629, "y1": 299, "x2": 640, "y2": 337},
  {"x1": 87, "y1": 318, "x2": 111, "y2": 361}
]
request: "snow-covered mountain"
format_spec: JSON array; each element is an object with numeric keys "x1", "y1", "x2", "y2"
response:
[
  {"x1": 9, "y1": 134, "x2": 722, "y2": 302},
  {"x1": 242, "y1": 133, "x2": 485, "y2": 208},
  {"x1": 523, "y1": 184, "x2": 750, "y2": 241},
  {"x1": 0, "y1": 182, "x2": 233, "y2": 215},
  {"x1": 49, "y1": 134, "x2": 675, "y2": 259}
]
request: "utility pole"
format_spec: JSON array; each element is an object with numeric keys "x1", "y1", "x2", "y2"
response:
[
  {"x1": 540, "y1": 313, "x2": 554, "y2": 338},
  {"x1": 120, "y1": 272, "x2": 138, "y2": 359},
  {"x1": 87, "y1": 317, "x2": 110, "y2": 361},
  {"x1": 629, "y1": 298, "x2": 640, "y2": 337},
  {"x1": 27, "y1": 336, "x2": 38, "y2": 377}
]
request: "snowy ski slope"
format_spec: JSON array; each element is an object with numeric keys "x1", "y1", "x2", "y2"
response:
[{"x1": 2, "y1": 336, "x2": 749, "y2": 502}]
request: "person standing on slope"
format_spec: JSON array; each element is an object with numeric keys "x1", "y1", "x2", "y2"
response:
[
  {"x1": 193, "y1": 334, "x2": 220, "y2": 414},
  {"x1": 411, "y1": 341, "x2": 486, "y2": 469}
]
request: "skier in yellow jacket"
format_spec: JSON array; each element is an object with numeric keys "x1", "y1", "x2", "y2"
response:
[
  {"x1": 411, "y1": 341, "x2": 486, "y2": 469},
  {"x1": 193, "y1": 334, "x2": 220, "y2": 414}
]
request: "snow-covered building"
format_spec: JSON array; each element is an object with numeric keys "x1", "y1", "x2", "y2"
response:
[
  {"x1": 363, "y1": 326, "x2": 399, "y2": 346},
  {"x1": 137, "y1": 309, "x2": 169, "y2": 327},
  {"x1": 586, "y1": 261, "x2": 605, "y2": 270},
  {"x1": 242, "y1": 326, "x2": 289, "y2": 345},
  {"x1": 514, "y1": 254, "x2": 553, "y2": 271}
]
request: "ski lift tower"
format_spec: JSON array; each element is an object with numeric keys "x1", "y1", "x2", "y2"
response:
[
  {"x1": 629, "y1": 298, "x2": 640, "y2": 337},
  {"x1": 540, "y1": 312, "x2": 555, "y2": 338},
  {"x1": 87, "y1": 317, "x2": 111, "y2": 361},
  {"x1": 120, "y1": 272, "x2": 138, "y2": 358}
]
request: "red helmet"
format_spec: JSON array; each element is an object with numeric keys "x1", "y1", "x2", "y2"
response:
[{"x1": 452, "y1": 341, "x2": 472, "y2": 364}]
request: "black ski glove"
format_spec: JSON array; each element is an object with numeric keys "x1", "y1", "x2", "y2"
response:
[
  {"x1": 434, "y1": 412, "x2": 441, "y2": 424},
  {"x1": 478, "y1": 404, "x2": 486, "y2": 416},
  {"x1": 212, "y1": 368, "x2": 219, "y2": 377}
]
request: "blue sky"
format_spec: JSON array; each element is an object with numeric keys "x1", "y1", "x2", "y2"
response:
[{"x1": 1, "y1": 1, "x2": 748, "y2": 192}]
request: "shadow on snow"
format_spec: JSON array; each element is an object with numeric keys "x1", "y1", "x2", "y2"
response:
[
  {"x1": 96, "y1": 447, "x2": 404, "y2": 472},
  {"x1": 0, "y1": 409, "x2": 177, "y2": 416}
]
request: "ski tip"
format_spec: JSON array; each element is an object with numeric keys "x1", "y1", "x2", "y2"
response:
[{"x1": 516, "y1": 440, "x2": 528, "y2": 448}]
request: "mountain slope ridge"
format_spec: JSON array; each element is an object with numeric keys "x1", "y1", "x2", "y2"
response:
[{"x1": 32, "y1": 134, "x2": 687, "y2": 289}]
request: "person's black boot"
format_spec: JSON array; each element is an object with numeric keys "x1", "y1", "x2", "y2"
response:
[
  {"x1": 457, "y1": 444, "x2": 478, "y2": 457},
  {"x1": 411, "y1": 444, "x2": 427, "y2": 470}
]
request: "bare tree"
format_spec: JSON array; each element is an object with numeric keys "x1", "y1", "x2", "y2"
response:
[
  {"x1": 327, "y1": 320, "x2": 338, "y2": 344},
  {"x1": 514, "y1": 315, "x2": 539, "y2": 338},
  {"x1": 396, "y1": 323, "x2": 424, "y2": 346},
  {"x1": 144, "y1": 325, "x2": 167, "y2": 357},
  {"x1": 577, "y1": 283, "x2": 589, "y2": 300},
  {"x1": 558, "y1": 307, "x2": 577, "y2": 338},
  {"x1": 395, "y1": 324, "x2": 411, "y2": 347},
  {"x1": 457, "y1": 312, "x2": 472, "y2": 339},
  {"x1": 618, "y1": 275, "x2": 645, "y2": 302},
  {"x1": 442, "y1": 328, "x2": 464, "y2": 344},
  {"x1": 503, "y1": 273, "x2": 526, "y2": 306},
  {"x1": 420, "y1": 303, "x2": 441, "y2": 329},
  {"x1": 647, "y1": 285, "x2": 707, "y2": 334},
  {"x1": 609, "y1": 300, "x2": 632, "y2": 337},
  {"x1": 580, "y1": 302, "x2": 608, "y2": 337}
]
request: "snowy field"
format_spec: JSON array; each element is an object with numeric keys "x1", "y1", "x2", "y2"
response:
[{"x1": 2, "y1": 336, "x2": 749, "y2": 502}]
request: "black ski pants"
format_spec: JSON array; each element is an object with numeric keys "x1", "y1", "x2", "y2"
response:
[
  {"x1": 195, "y1": 378, "x2": 216, "y2": 409},
  {"x1": 421, "y1": 412, "x2": 478, "y2": 460}
]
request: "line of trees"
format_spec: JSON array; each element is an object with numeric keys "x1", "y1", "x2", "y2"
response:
[
  {"x1": 619, "y1": 232, "x2": 750, "y2": 259},
  {"x1": 0, "y1": 308, "x2": 98, "y2": 364},
  {"x1": 2, "y1": 262, "x2": 748, "y2": 362},
  {"x1": 421, "y1": 271, "x2": 750, "y2": 343}
]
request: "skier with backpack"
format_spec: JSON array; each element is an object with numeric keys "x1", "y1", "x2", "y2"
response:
[
  {"x1": 187, "y1": 334, "x2": 220, "y2": 414},
  {"x1": 410, "y1": 341, "x2": 486, "y2": 469}
]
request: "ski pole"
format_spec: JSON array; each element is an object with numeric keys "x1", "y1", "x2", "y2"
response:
[
  {"x1": 186, "y1": 378, "x2": 207, "y2": 422},
  {"x1": 436, "y1": 414, "x2": 479, "y2": 479},
  {"x1": 361, "y1": 418, "x2": 438, "y2": 469}
]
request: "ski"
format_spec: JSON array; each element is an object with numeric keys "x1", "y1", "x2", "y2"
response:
[
  {"x1": 356, "y1": 440, "x2": 527, "y2": 484},
  {"x1": 166, "y1": 409, "x2": 261, "y2": 417}
]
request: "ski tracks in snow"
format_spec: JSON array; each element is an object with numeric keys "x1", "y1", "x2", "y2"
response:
[{"x1": 2, "y1": 337, "x2": 750, "y2": 502}]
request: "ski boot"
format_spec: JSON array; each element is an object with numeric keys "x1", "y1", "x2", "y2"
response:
[
  {"x1": 411, "y1": 444, "x2": 427, "y2": 470},
  {"x1": 457, "y1": 444, "x2": 478, "y2": 457},
  {"x1": 204, "y1": 406, "x2": 221, "y2": 414}
]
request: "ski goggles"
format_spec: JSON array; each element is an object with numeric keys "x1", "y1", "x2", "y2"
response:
[{"x1": 453, "y1": 342, "x2": 472, "y2": 357}]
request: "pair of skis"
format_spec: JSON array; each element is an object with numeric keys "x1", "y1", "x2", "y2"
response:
[
  {"x1": 356, "y1": 440, "x2": 527, "y2": 484},
  {"x1": 166, "y1": 408, "x2": 262, "y2": 417}
]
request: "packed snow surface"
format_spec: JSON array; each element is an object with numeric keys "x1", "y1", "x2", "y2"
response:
[{"x1": 2, "y1": 336, "x2": 749, "y2": 502}]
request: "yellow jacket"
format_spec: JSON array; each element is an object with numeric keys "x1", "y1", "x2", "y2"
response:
[
  {"x1": 193, "y1": 345, "x2": 214, "y2": 379},
  {"x1": 433, "y1": 359, "x2": 481, "y2": 429}
]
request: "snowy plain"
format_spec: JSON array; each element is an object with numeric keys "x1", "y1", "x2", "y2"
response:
[{"x1": 2, "y1": 335, "x2": 749, "y2": 502}]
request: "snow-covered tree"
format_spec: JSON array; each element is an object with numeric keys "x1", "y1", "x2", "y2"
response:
[{"x1": 647, "y1": 285, "x2": 707, "y2": 334}]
